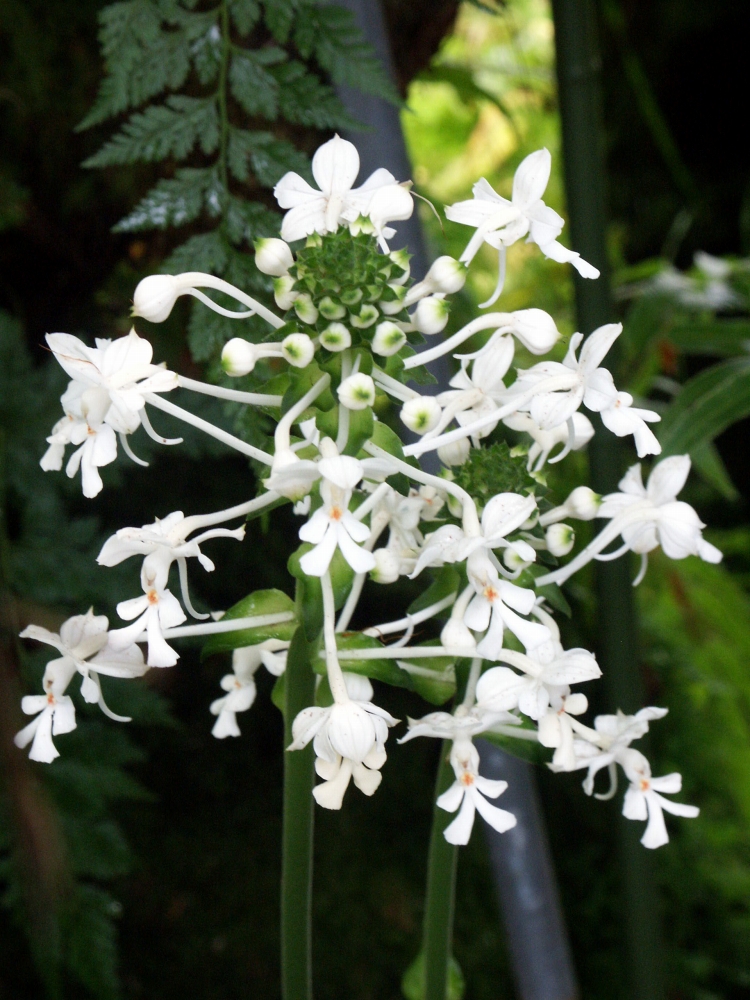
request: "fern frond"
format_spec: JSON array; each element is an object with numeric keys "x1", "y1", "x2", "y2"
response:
[
  {"x1": 294, "y1": 4, "x2": 400, "y2": 104},
  {"x1": 228, "y1": 0, "x2": 262, "y2": 36},
  {"x1": 83, "y1": 96, "x2": 219, "y2": 167},
  {"x1": 273, "y1": 61, "x2": 356, "y2": 129},
  {"x1": 228, "y1": 47, "x2": 286, "y2": 120},
  {"x1": 112, "y1": 168, "x2": 223, "y2": 232}
]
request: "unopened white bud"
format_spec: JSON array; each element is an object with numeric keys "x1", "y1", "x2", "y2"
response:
[
  {"x1": 319, "y1": 296, "x2": 346, "y2": 320},
  {"x1": 389, "y1": 249, "x2": 411, "y2": 284},
  {"x1": 546, "y1": 523, "x2": 575, "y2": 557},
  {"x1": 379, "y1": 284, "x2": 408, "y2": 315},
  {"x1": 510, "y1": 308, "x2": 560, "y2": 354},
  {"x1": 338, "y1": 373, "x2": 375, "y2": 411},
  {"x1": 294, "y1": 293, "x2": 318, "y2": 325},
  {"x1": 370, "y1": 549, "x2": 400, "y2": 584},
  {"x1": 503, "y1": 547, "x2": 527, "y2": 571},
  {"x1": 132, "y1": 274, "x2": 180, "y2": 323},
  {"x1": 400, "y1": 396, "x2": 442, "y2": 434},
  {"x1": 222, "y1": 338, "x2": 258, "y2": 377},
  {"x1": 437, "y1": 437, "x2": 470, "y2": 467},
  {"x1": 564, "y1": 486, "x2": 601, "y2": 520},
  {"x1": 282, "y1": 333, "x2": 315, "y2": 368},
  {"x1": 440, "y1": 618, "x2": 476, "y2": 651},
  {"x1": 425, "y1": 256, "x2": 467, "y2": 294},
  {"x1": 274, "y1": 275, "x2": 298, "y2": 310},
  {"x1": 372, "y1": 321, "x2": 406, "y2": 357},
  {"x1": 350, "y1": 304, "x2": 379, "y2": 329},
  {"x1": 565, "y1": 693, "x2": 588, "y2": 715},
  {"x1": 320, "y1": 322, "x2": 351, "y2": 352},
  {"x1": 254, "y1": 238, "x2": 294, "y2": 276},
  {"x1": 413, "y1": 295, "x2": 450, "y2": 335}
]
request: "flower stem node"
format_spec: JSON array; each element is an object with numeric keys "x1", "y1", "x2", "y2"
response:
[
  {"x1": 319, "y1": 296, "x2": 346, "y2": 320},
  {"x1": 546, "y1": 523, "x2": 575, "y2": 557},
  {"x1": 413, "y1": 295, "x2": 450, "y2": 335},
  {"x1": 372, "y1": 321, "x2": 407, "y2": 357},
  {"x1": 282, "y1": 333, "x2": 315, "y2": 368},
  {"x1": 222, "y1": 338, "x2": 258, "y2": 377},
  {"x1": 254, "y1": 238, "x2": 294, "y2": 276},
  {"x1": 320, "y1": 323, "x2": 351, "y2": 352},
  {"x1": 401, "y1": 396, "x2": 442, "y2": 435},
  {"x1": 338, "y1": 373, "x2": 375, "y2": 411}
]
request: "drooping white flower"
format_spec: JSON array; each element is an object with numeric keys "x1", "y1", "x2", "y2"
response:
[
  {"x1": 464, "y1": 550, "x2": 550, "y2": 660},
  {"x1": 430, "y1": 336, "x2": 515, "y2": 442},
  {"x1": 210, "y1": 640, "x2": 289, "y2": 738},
  {"x1": 14, "y1": 659, "x2": 77, "y2": 764},
  {"x1": 504, "y1": 411, "x2": 594, "y2": 472},
  {"x1": 620, "y1": 749, "x2": 699, "y2": 849},
  {"x1": 436, "y1": 736, "x2": 516, "y2": 845},
  {"x1": 298, "y1": 456, "x2": 376, "y2": 577},
  {"x1": 274, "y1": 135, "x2": 412, "y2": 245},
  {"x1": 15, "y1": 610, "x2": 147, "y2": 759},
  {"x1": 46, "y1": 329, "x2": 177, "y2": 434},
  {"x1": 562, "y1": 706, "x2": 669, "y2": 795},
  {"x1": 599, "y1": 456, "x2": 723, "y2": 563},
  {"x1": 445, "y1": 149, "x2": 599, "y2": 280},
  {"x1": 98, "y1": 510, "x2": 244, "y2": 618},
  {"x1": 108, "y1": 555, "x2": 187, "y2": 667},
  {"x1": 288, "y1": 674, "x2": 398, "y2": 809},
  {"x1": 41, "y1": 380, "x2": 118, "y2": 498}
]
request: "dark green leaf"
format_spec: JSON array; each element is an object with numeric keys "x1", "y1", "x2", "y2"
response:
[
  {"x1": 408, "y1": 566, "x2": 460, "y2": 615},
  {"x1": 201, "y1": 588, "x2": 296, "y2": 657},
  {"x1": 659, "y1": 357, "x2": 750, "y2": 456},
  {"x1": 324, "y1": 632, "x2": 414, "y2": 689},
  {"x1": 666, "y1": 318, "x2": 750, "y2": 357},
  {"x1": 229, "y1": 51, "x2": 282, "y2": 119}
]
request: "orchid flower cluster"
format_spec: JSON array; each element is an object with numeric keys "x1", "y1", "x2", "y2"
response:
[{"x1": 17, "y1": 137, "x2": 718, "y2": 852}]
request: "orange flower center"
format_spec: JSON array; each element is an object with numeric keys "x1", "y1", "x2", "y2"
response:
[
  {"x1": 330, "y1": 506, "x2": 343, "y2": 521},
  {"x1": 147, "y1": 589, "x2": 159, "y2": 605}
]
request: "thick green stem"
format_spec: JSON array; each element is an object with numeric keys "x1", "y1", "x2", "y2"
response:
[
  {"x1": 422, "y1": 743, "x2": 459, "y2": 1000},
  {"x1": 551, "y1": 2, "x2": 664, "y2": 997},
  {"x1": 281, "y1": 622, "x2": 316, "y2": 1000}
]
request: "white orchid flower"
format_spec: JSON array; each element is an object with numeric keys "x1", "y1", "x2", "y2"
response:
[
  {"x1": 15, "y1": 610, "x2": 148, "y2": 760},
  {"x1": 620, "y1": 749, "x2": 699, "y2": 849},
  {"x1": 19, "y1": 610, "x2": 147, "y2": 726},
  {"x1": 210, "y1": 640, "x2": 289, "y2": 738},
  {"x1": 426, "y1": 336, "x2": 514, "y2": 443},
  {"x1": 537, "y1": 456, "x2": 723, "y2": 588},
  {"x1": 409, "y1": 524, "x2": 466, "y2": 579},
  {"x1": 563, "y1": 706, "x2": 669, "y2": 796},
  {"x1": 288, "y1": 674, "x2": 397, "y2": 810},
  {"x1": 445, "y1": 148, "x2": 598, "y2": 305},
  {"x1": 298, "y1": 456, "x2": 376, "y2": 577},
  {"x1": 14, "y1": 657, "x2": 77, "y2": 764},
  {"x1": 504, "y1": 411, "x2": 594, "y2": 472},
  {"x1": 41, "y1": 380, "x2": 118, "y2": 498},
  {"x1": 98, "y1": 510, "x2": 245, "y2": 619},
  {"x1": 274, "y1": 135, "x2": 412, "y2": 246},
  {"x1": 464, "y1": 550, "x2": 550, "y2": 660},
  {"x1": 46, "y1": 329, "x2": 177, "y2": 434},
  {"x1": 436, "y1": 736, "x2": 517, "y2": 845},
  {"x1": 108, "y1": 551, "x2": 187, "y2": 667}
]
